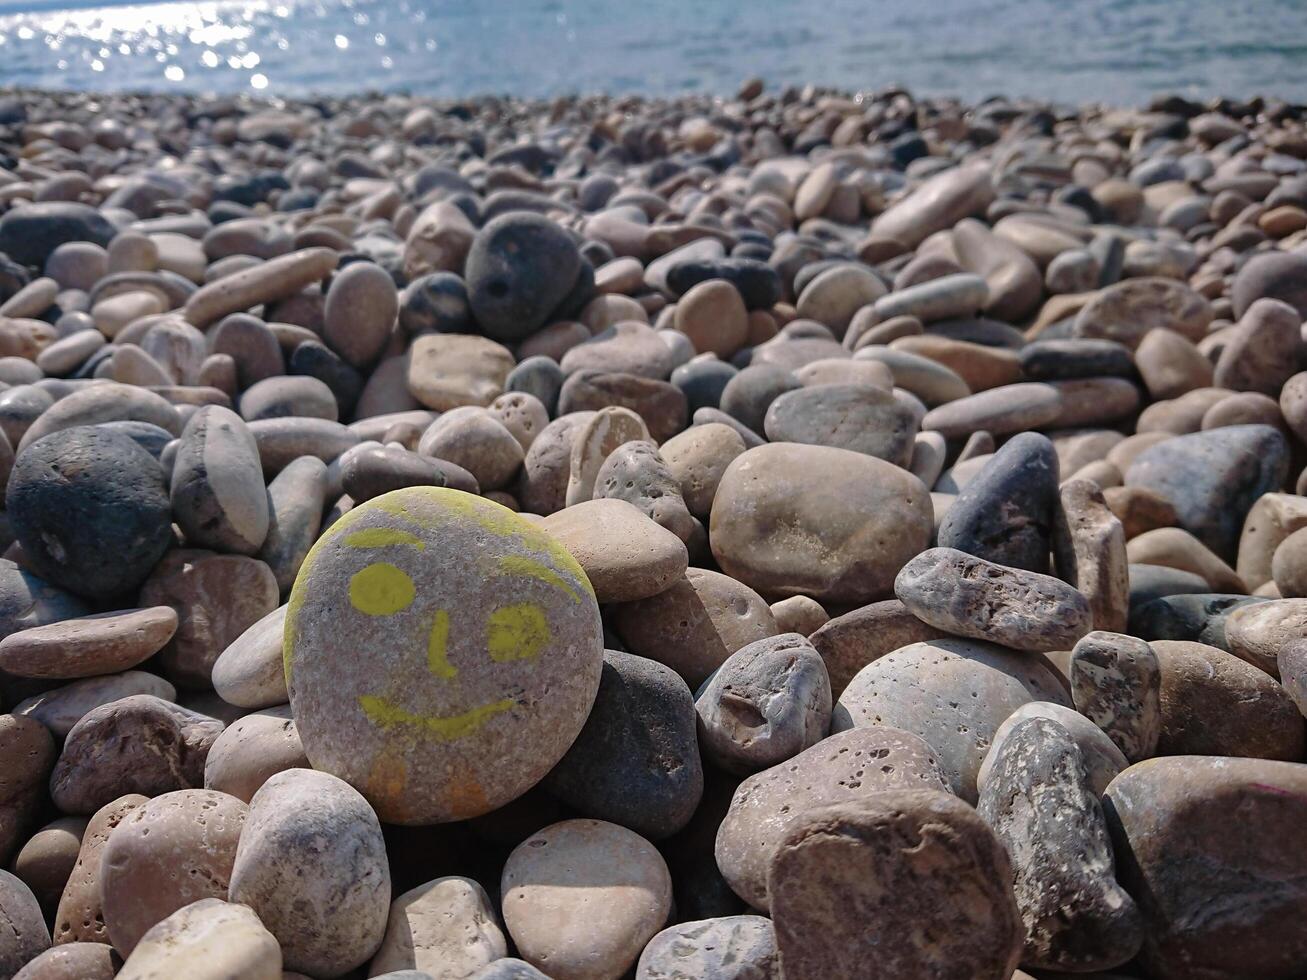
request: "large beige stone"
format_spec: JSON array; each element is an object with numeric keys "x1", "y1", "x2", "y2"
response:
[{"x1": 710, "y1": 443, "x2": 932, "y2": 604}]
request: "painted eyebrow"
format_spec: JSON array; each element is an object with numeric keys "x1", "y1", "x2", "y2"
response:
[{"x1": 344, "y1": 529, "x2": 426, "y2": 550}]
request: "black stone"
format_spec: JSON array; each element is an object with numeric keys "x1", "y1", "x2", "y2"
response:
[
  {"x1": 1019, "y1": 338, "x2": 1136, "y2": 381},
  {"x1": 671, "y1": 358, "x2": 739, "y2": 414},
  {"x1": 506, "y1": 356, "x2": 564, "y2": 416},
  {"x1": 6, "y1": 426, "x2": 173, "y2": 600},
  {"x1": 290, "y1": 340, "x2": 364, "y2": 417},
  {"x1": 1128, "y1": 593, "x2": 1270, "y2": 650},
  {"x1": 213, "y1": 171, "x2": 290, "y2": 207},
  {"x1": 543, "y1": 649, "x2": 704, "y2": 840},
  {"x1": 719, "y1": 365, "x2": 800, "y2": 434},
  {"x1": 666, "y1": 257, "x2": 783, "y2": 311},
  {"x1": 0, "y1": 203, "x2": 117, "y2": 268},
  {"x1": 1125, "y1": 424, "x2": 1289, "y2": 561},
  {"x1": 465, "y1": 213, "x2": 582, "y2": 342},
  {"x1": 1128, "y1": 564, "x2": 1211, "y2": 611},
  {"x1": 0, "y1": 253, "x2": 30, "y2": 305},
  {"x1": 938, "y1": 431, "x2": 1059, "y2": 573}
]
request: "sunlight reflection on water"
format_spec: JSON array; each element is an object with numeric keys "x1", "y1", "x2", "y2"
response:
[{"x1": 0, "y1": 0, "x2": 1305, "y2": 103}]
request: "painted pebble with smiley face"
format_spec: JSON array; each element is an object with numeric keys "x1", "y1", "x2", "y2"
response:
[{"x1": 284, "y1": 486, "x2": 603, "y2": 824}]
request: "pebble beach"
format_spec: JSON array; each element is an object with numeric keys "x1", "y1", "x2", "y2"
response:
[{"x1": 0, "y1": 73, "x2": 1305, "y2": 980}]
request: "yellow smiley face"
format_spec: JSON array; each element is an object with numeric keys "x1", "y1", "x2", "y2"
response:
[{"x1": 285, "y1": 487, "x2": 601, "y2": 814}]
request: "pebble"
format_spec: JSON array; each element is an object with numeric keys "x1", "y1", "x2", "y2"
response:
[
  {"x1": 768, "y1": 594, "x2": 828, "y2": 635},
  {"x1": 833, "y1": 638, "x2": 1069, "y2": 801},
  {"x1": 767, "y1": 789, "x2": 1022, "y2": 980},
  {"x1": 285, "y1": 488, "x2": 603, "y2": 823},
  {"x1": 714, "y1": 726, "x2": 950, "y2": 911},
  {"x1": 613, "y1": 568, "x2": 778, "y2": 686},
  {"x1": 1073, "y1": 276, "x2": 1211, "y2": 349},
  {"x1": 1125, "y1": 424, "x2": 1289, "y2": 560},
  {"x1": 1054, "y1": 478, "x2": 1130, "y2": 632},
  {"x1": 938, "y1": 431, "x2": 1058, "y2": 572},
  {"x1": 210, "y1": 604, "x2": 287, "y2": 708},
  {"x1": 977, "y1": 717, "x2": 1142, "y2": 971},
  {"x1": 1070, "y1": 630, "x2": 1162, "y2": 762},
  {"x1": 1105, "y1": 757, "x2": 1307, "y2": 978},
  {"x1": 978, "y1": 699, "x2": 1128, "y2": 798},
  {"x1": 114, "y1": 899, "x2": 281, "y2": 980},
  {"x1": 501, "y1": 819, "x2": 672, "y2": 980},
  {"x1": 229, "y1": 768, "x2": 390, "y2": 978},
  {"x1": 49, "y1": 696, "x2": 223, "y2": 814},
  {"x1": 659, "y1": 423, "x2": 746, "y2": 520},
  {"x1": 544, "y1": 649, "x2": 703, "y2": 839},
  {"x1": 636, "y1": 916, "x2": 777, "y2": 980},
  {"x1": 99, "y1": 789, "x2": 247, "y2": 956},
  {"x1": 12, "y1": 674, "x2": 175, "y2": 736},
  {"x1": 323, "y1": 260, "x2": 398, "y2": 368},
  {"x1": 592, "y1": 440, "x2": 696, "y2": 542},
  {"x1": 202, "y1": 705, "x2": 307, "y2": 802},
  {"x1": 1152, "y1": 639, "x2": 1304, "y2": 760},
  {"x1": 674, "y1": 280, "x2": 748, "y2": 358},
  {"x1": 466, "y1": 213, "x2": 583, "y2": 343},
  {"x1": 7, "y1": 425, "x2": 173, "y2": 599},
  {"x1": 407, "y1": 333, "x2": 514, "y2": 411},
  {"x1": 895, "y1": 547, "x2": 1092, "y2": 652},
  {"x1": 0, "y1": 606, "x2": 177, "y2": 679},
  {"x1": 139, "y1": 550, "x2": 280, "y2": 689},
  {"x1": 763, "y1": 383, "x2": 917, "y2": 466},
  {"x1": 695, "y1": 630, "x2": 833, "y2": 777},
  {"x1": 920, "y1": 381, "x2": 1064, "y2": 438},
  {"x1": 12, "y1": 943, "x2": 119, "y2": 980},
  {"x1": 539, "y1": 498, "x2": 687, "y2": 602},
  {"x1": 1223, "y1": 598, "x2": 1307, "y2": 676},
  {"x1": 711, "y1": 443, "x2": 932, "y2": 605},
  {"x1": 369, "y1": 877, "x2": 507, "y2": 978},
  {"x1": 11, "y1": 817, "x2": 85, "y2": 917},
  {"x1": 53, "y1": 794, "x2": 148, "y2": 945},
  {"x1": 0, "y1": 871, "x2": 49, "y2": 980}
]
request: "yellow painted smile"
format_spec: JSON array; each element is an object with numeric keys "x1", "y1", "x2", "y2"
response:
[{"x1": 357, "y1": 694, "x2": 514, "y2": 741}]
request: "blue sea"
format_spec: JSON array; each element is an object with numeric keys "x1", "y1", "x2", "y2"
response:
[{"x1": 0, "y1": 0, "x2": 1304, "y2": 105}]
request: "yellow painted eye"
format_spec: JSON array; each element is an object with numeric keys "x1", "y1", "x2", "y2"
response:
[
  {"x1": 350, "y1": 562, "x2": 416, "y2": 616},
  {"x1": 486, "y1": 603, "x2": 551, "y2": 662}
]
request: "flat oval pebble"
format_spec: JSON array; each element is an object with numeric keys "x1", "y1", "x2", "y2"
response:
[
  {"x1": 286, "y1": 487, "x2": 603, "y2": 823},
  {"x1": 920, "y1": 382, "x2": 1064, "y2": 439},
  {"x1": 0, "y1": 607, "x2": 177, "y2": 680},
  {"x1": 763, "y1": 383, "x2": 917, "y2": 466}
]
